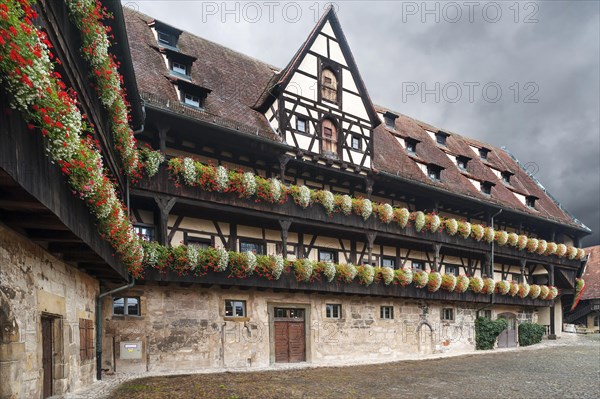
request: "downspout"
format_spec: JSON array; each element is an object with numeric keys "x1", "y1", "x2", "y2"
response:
[{"x1": 96, "y1": 278, "x2": 135, "y2": 380}]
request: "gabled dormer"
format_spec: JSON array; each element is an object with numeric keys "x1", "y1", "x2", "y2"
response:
[
  {"x1": 255, "y1": 7, "x2": 380, "y2": 170},
  {"x1": 148, "y1": 20, "x2": 182, "y2": 50}
]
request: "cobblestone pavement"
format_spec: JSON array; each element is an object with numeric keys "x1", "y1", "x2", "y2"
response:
[{"x1": 62, "y1": 334, "x2": 600, "y2": 399}]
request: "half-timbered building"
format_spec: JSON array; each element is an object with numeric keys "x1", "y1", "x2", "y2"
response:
[
  {"x1": 99, "y1": 7, "x2": 590, "y2": 374},
  {"x1": 0, "y1": 2, "x2": 592, "y2": 396}
]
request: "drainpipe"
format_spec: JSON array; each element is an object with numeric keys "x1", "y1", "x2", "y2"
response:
[{"x1": 96, "y1": 278, "x2": 135, "y2": 380}]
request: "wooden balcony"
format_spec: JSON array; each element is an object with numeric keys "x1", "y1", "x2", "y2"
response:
[
  {"x1": 133, "y1": 165, "x2": 583, "y2": 271},
  {"x1": 142, "y1": 269, "x2": 552, "y2": 307}
]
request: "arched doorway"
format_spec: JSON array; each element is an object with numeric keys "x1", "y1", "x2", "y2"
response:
[
  {"x1": 497, "y1": 312, "x2": 518, "y2": 348},
  {"x1": 417, "y1": 321, "x2": 434, "y2": 355}
]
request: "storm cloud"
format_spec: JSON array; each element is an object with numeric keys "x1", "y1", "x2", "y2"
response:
[{"x1": 126, "y1": 0, "x2": 600, "y2": 246}]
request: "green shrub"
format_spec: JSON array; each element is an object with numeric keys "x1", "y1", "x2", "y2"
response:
[
  {"x1": 475, "y1": 317, "x2": 508, "y2": 350},
  {"x1": 518, "y1": 322, "x2": 545, "y2": 346}
]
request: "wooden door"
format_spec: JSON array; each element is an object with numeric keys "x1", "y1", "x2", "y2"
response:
[
  {"x1": 41, "y1": 316, "x2": 53, "y2": 398},
  {"x1": 274, "y1": 308, "x2": 305, "y2": 363},
  {"x1": 497, "y1": 313, "x2": 517, "y2": 348}
]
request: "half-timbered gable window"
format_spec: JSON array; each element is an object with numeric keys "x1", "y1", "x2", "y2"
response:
[
  {"x1": 240, "y1": 240, "x2": 265, "y2": 255},
  {"x1": 296, "y1": 117, "x2": 308, "y2": 133},
  {"x1": 321, "y1": 119, "x2": 338, "y2": 155},
  {"x1": 351, "y1": 134, "x2": 362, "y2": 150},
  {"x1": 321, "y1": 68, "x2": 338, "y2": 103}
]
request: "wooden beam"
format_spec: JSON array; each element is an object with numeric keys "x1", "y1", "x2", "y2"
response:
[{"x1": 279, "y1": 219, "x2": 292, "y2": 259}]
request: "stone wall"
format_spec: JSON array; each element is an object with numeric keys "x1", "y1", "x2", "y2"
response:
[
  {"x1": 100, "y1": 283, "x2": 544, "y2": 374},
  {"x1": 0, "y1": 224, "x2": 99, "y2": 399}
]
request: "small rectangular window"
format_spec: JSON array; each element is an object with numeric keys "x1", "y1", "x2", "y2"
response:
[
  {"x1": 187, "y1": 237, "x2": 211, "y2": 249},
  {"x1": 351, "y1": 135, "x2": 362, "y2": 150},
  {"x1": 326, "y1": 304, "x2": 342, "y2": 319},
  {"x1": 134, "y1": 225, "x2": 155, "y2": 242},
  {"x1": 384, "y1": 116, "x2": 395, "y2": 129},
  {"x1": 225, "y1": 300, "x2": 246, "y2": 317},
  {"x1": 172, "y1": 61, "x2": 188, "y2": 75},
  {"x1": 412, "y1": 261, "x2": 424, "y2": 270},
  {"x1": 483, "y1": 310, "x2": 492, "y2": 319},
  {"x1": 324, "y1": 127, "x2": 333, "y2": 139},
  {"x1": 526, "y1": 196, "x2": 536, "y2": 208},
  {"x1": 380, "y1": 306, "x2": 394, "y2": 319},
  {"x1": 502, "y1": 171, "x2": 512, "y2": 184},
  {"x1": 427, "y1": 165, "x2": 441, "y2": 181},
  {"x1": 445, "y1": 265, "x2": 458, "y2": 276},
  {"x1": 481, "y1": 182, "x2": 492, "y2": 195},
  {"x1": 456, "y1": 156, "x2": 469, "y2": 170},
  {"x1": 405, "y1": 139, "x2": 417, "y2": 154},
  {"x1": 436, "y1": 133, "x2": 447, "y2": 145},
  {"x1": 183, "y1": 93, "x2": 201, "y2": 108},
  {"x1": 157, "y1": 31, "x2": 176, "y2": 47},
  {"x1": 113, "y1": 297, "x2": 140, "y2": 316},
  {"x1": 296, "y1": 118, "x2": 307, "y2": 133},
  {"x1": 319, "y1": 249, "x2": 338, "y2": 263},
  {"x1": 441, "y1": 308, "x2": 454, "y2": 321},
  {"x1": 479, "y1": 148, "x2": 489, "y2": 160},
  {"x1": 512, "y1": 273, "x2": 522, "y2": 283},
  {"x1": 240, "y1": 240, "x2": 265, "y2": 255},
  {"x1": 382, "y1": 257, "x2": 396, "y2": 268}
]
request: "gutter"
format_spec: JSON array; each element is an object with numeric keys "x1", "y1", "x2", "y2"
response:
[{"x1": 96, "y1": 278, "x2": 136, "y2": 380}]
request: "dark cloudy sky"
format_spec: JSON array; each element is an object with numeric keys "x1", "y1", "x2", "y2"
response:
[{"x1": 125, "y1": 0, "x2": 600, "y2": 246}]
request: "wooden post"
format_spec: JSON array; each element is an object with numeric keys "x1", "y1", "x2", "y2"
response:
[
  {"x1": 279, "y1": 219, "x2": 292, "y2": 259},
  {"x1": 433, "y1": 243, "x2": 442, "y2": 272},
  {"x1": 156, "y1": 125, "x2": 169, "y2": 154},
  {"x1": 278, "y1": 155, "x2": 291, "y2": 184},
  {"x1": 228, "y1": 224, "x2": 237, "y2": 251},
  {"x1": 483, "y1": 253, "x2": 491, "y2": 278},
  {"x1": 154, "y1": 196, "x2": 176, "y2": 246},
  {"x1": 365, "y1": 177, "x2": 374, "y2": 200},
  {"x1": 350, "y1": 240, "x2": 357, "y2": 264},
  {"x1": 298, "y1": 233, "x2": 304, "y2": 259},
  {"x1": 366, "y1": 231, "x2": 377, "y2": 265},
  {"x1": 520, "y1": 259, "x2": 526, "y2": 283},
  {"x1": 546, "y1": 264, "x2": 557, "y2": 339}
]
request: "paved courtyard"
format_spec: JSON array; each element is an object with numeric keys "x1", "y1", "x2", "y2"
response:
[{"x1": 65, "y1": 334, "x2": 600, "y2": 399}]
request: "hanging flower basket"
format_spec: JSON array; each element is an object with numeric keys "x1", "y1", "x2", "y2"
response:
[
  {"x1": 518, "y1": 282, "x2": 531, "y2": 298},
  {"x1": 413, "y1": 270, "x2": 429, "y2": 288},
  {"x1": 481, "y1": 278, "x2": 496, "y2": 295},
  {"x1": 496, "y1": 230, "x2": 509, "y2": 246},
  {"x1": 567, "y1": 246, "x2": 578, "y2": 260},
  {"x1": 395, "y1": 267, "x2": 413, "y2": 286},
  {"x1": 427, "y1": 213, "x2": 441, "y2": 232},
  {"x1": 454, "y1": 275, "x2": 470, "y2": 293},
  {"x1": 507, "y1": 232, "x2": 519, "y2": 247},
  {"x1": 414, "y1": 211, "x2": 426, "y2": 232},
  {"x1": 546, "y1": 286, "x2": 559, "y2": 301},
  {"x1": 545, "y1": 242, "x2": 558, "y2": 256},
  {"x1": 394, "y1": 208, "x2": 410, "y2": 228},
  {"x1": 484, "y1": 227, "x2": 495, "y2": 243},
  {"x1": 427, "y1": 271, "x2": 443, "y2": 292},
  {"x1": 509, "y1": 281, "x2": 519, "y2": 297},
  {"x1": 458, "y1": 221, "x2": 471, "y2": 239},
  {"x1": 556, "y1": 244, "x2": 567, "y2": 257},
  {"x1": 469, "y1": 276, "x2": 484, "y2": 293},
  {"x1": 471, "y1": 224, "x2": 485, "y2": 241},
  {"x1": 495, "y1": 280, "x2": 510, "y2": 295},
  {"x1": 356, "y1": 264, "x2": 375, "y2": 286},
  {"x1": 441, "y1": 273, "x2": 457, "y2": 292},
  {"x1": 445, "y1": 218, "x2": 458, "y2": 236},
  {"x1": 336, "y1": 263, "x2": 357, "y2": 283},
  {"x1": 536, "y1": 239, "x2": 548, "y2": 255},
  {"x1": 526, "y1": 238, "x2": 539, "y2": 253},
  {"x1": 529, "y1": 284, "x2": 542, "y2": 299},
  {"x1": 538, "y1": 285, "x2": 550, "y2": 300}
]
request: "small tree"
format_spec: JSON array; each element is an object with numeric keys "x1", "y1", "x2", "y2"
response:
[{"x1": 518, "y1": 322, "x2": 546, "y2": 346}]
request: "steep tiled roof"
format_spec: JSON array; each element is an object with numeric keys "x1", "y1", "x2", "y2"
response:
[
  {"x1": 581, "y1": 246, "x2": 600, "y2": 300},
  {"x1": 123, "y1": 7, "x2": 586, "y2": 230}
]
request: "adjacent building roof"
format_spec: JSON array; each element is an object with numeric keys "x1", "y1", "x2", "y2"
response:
[
  {"x1": 122, "y1": 7, "x2": 588, "y2": 231},
  {"x1": 580, "y1": 246, "x2": 600, "y2": 301}
]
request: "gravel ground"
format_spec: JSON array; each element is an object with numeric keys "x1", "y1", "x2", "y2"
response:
[{"x1": 66, "y1": 334, "x2": 600, "y2": 399}]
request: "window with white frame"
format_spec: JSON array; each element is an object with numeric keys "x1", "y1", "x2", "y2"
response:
[
  {"x1": 445, "y1": 265, "x2": 458, "y2": 276},
  {"x1": 133, "y1": 224, "x2": 154, "y2": 242},
  {"x1": 326, "y1": 304, "x2": 342, "y2": 319},
  {"x1": 319, "y1": 249, "x2": 338, "y2": 263},
  {"x1": 351, "y1": 135, "x2": 362, "y2": 150},
  {"x1": 113, "y1": 297, "x2": 140, "y2": 316},
  {"x1": 296, "y1": 117, "x2": 307, "y2": 133},
  {"x1": 380, "y1": 306, "x2": 394, "y2": 319},
  {"x1": 224, "y1": 300, "x2": 246, "y2": 317},
  {"x1": 183, "y1": 92, "x2": 201, "y2": 108},
  {"x1": 382, "y1": 257, "x2": 396, "y2": 268},
  {"x1": 441, "y1": 308, "x2": 454, "y2": 321},
  {"x1": 412, "y1": 261, "x2": 424, "y2": 270},
  {"x1": 171, "y1": 61, "x2": 188, "y2": 75}
]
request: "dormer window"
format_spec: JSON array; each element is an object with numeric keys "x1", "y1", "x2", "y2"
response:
[
  {"x1": 480, "y1": 181, "x2": 493, "y2": 195},
  {"x1": 502, "y1": 171, "x2": 513, "y2": 184},
  {"x1": 172, "y1": 61, "x2": 187, "y2": 75},
  {"x1": 149, "y1": 20, "x2": 182, "y2": 50},
  {"x1": 436, "y1": 131, "x2": 449, "y2": 146},
  {"x1": 427, "y1": 165, "x2": 442, "y2": 181},
  {"x1": 183, "y1": 93, "x2": 201, "y2": 108},
  {"x1": 405, "y1": 138, "x2": 418, "y2": 154},
  {"x1": 321, "y1": 68, "x2": 338, "y2": 103},
  {"x1": 526, "y1": 196, "x2": 537, "y2": 208},
  {"x1": 383, "y1": 112, "x2": 398, "y2": 129},
  {"x1": 456, "y1": 156, "x2": 470, "y2": 170},
  {"x1": 479, "y1": 147, "x2": 490, "y2": 160}
]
